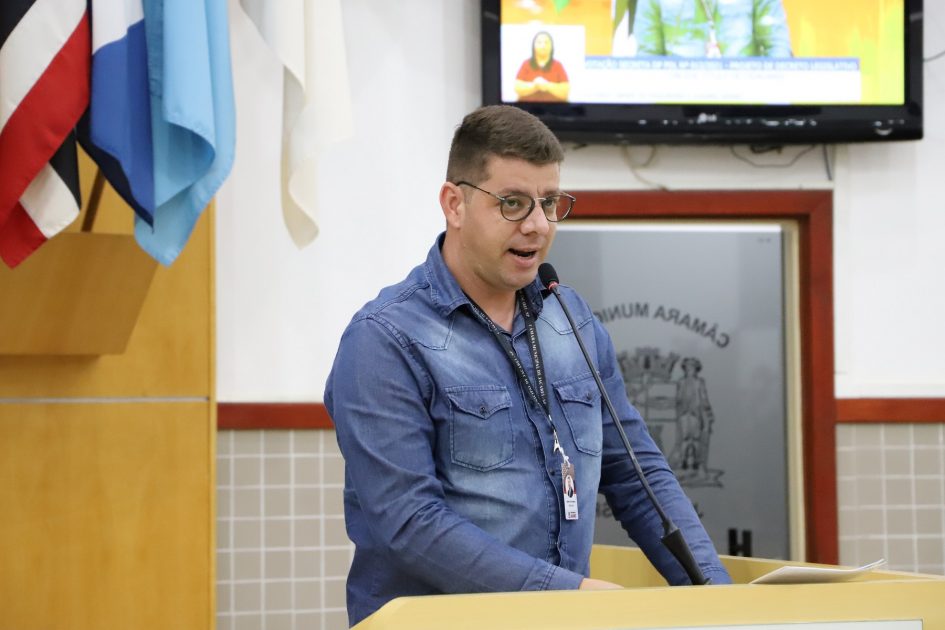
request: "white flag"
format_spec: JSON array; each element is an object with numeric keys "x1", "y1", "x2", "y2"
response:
[{"x1": 239, "y1": 0, "x2": 353, "y2": 246}]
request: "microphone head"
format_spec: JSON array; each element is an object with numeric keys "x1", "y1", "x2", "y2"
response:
[{"x1": 538, "y1": 263, "x2": 559, "y2": 289}]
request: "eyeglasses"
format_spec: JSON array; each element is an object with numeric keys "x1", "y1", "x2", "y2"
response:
[{"x1": 455, "y1": 181, "x2": 575, "y2": 222}]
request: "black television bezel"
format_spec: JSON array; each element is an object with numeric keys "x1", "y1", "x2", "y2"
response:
[{"x1": 480, "y1": 0, "x2": 923, "y2": 145}]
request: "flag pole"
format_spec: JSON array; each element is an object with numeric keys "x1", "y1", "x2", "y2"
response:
[{"x1": 81, "y1": 168, "x2": 105, "y2": 232}]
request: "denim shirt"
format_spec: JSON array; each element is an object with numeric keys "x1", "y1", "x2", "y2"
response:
[{"x1": 325, "y1": 235, "x2": 731, "y2": 626}]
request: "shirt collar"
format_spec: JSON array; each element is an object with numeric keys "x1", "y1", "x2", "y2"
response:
[{"x1": 424, "y1": 232, "x2": 546, "y2": 318}]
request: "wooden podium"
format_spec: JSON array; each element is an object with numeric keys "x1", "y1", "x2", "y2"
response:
[{"x1": 353, "y1": 546, "x2": 945, "y2": 630}]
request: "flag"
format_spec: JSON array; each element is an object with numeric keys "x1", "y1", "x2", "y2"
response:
[
  {"x1": 78, "y1": 0, "x2": 154, "y2": 225},
  {"x1": 239, "y1": 0, "x2": 354, "y2": 247},
  {"x1": 134, "y1": 0, "x2": 235, "y2": 265},
  {"x1": 0, "y1": 0, "x2": 89, "y2": 268}
]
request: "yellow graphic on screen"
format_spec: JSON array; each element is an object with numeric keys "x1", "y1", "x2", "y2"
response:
[{"x1": 500, "y1": 0, "x2": 904, "y2": 104}]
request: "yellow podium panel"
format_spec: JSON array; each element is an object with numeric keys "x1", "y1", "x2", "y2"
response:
[{"x1": 354, "y1": 546, "x2": 945, "y2": 630}]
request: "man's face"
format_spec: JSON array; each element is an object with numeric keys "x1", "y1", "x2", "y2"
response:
[{"x1": 450, "y1": 155, "x2": 560, "y2": 300}]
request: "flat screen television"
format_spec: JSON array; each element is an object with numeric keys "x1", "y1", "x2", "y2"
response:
[{"x1": 481, "y1": 0, "x2": 923, "y2": 144}]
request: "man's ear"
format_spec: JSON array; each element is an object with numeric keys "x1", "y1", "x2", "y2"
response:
[{"x1": 439, "y1": 182, "x2": 465, "y2": 228}]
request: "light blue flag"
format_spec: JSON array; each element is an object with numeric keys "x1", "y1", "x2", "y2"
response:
[{"x1": 136, "y1": 0, "x2": 235, "y2": 265}]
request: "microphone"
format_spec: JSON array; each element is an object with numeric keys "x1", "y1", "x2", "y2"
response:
[{"x1": 538, "y1": 262, "x2": 710, "y2": 586}]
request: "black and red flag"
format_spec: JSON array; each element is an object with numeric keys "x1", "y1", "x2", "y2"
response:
[{"x1": 0, "y1": 0, "x2": 90, "y2": 268}]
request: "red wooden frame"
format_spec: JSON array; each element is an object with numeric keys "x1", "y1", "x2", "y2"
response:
[
  {"x1": 567, "y1": 190, "x2": 837, "y2": 564},
  {"x1": 218, "y1": 403, "x2": 333, "y2": 430},
  {"x1": 836, "y1": 398, "x2": 945, "y2": 423}
]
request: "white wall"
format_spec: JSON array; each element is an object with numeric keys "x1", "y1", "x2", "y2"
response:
[{"x1": 217, "y1": 0, "x2": 945, "y2": 403}]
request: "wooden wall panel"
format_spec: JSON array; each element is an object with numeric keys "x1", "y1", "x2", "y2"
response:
[
  {"x1": 0, "y1": 151, "x2": 214, "y2": 630},
  {"x1": 0, "y1": 213, "x2": 212, "y2": 398},
  {"x1": 0, "y1": 403, "x2": 212, "y2": 630}
]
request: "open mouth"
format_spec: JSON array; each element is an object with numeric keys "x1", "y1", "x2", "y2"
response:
[{"x1": 509, "y1": 248, "x2": 537, "y2": 259}]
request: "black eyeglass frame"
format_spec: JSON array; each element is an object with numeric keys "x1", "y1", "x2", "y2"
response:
[{"x1": 454, "y1": 180, "x2": 576, "y2": 222}]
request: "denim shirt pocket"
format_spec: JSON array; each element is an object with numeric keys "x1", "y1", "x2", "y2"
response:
[
  {"x1": 554, "y1": 375, "x2": 603, "y2": 456},
  {"x1": 446, "y1": 386, "x2": 514, "y2": 471}
]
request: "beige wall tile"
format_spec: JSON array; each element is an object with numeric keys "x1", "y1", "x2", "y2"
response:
[
  {"x1": 912, "y1": 424, "x2": 942, "y2": 445},
  {"x1": 856, "y1": 477, "x2": 883, "y2": 506},
  {"x1": 265, "y1": 488, "x2": 292, "y2": 517},
  {"x1": 234, "y1": 488, "x2": 261, "y2": 517},
  {"x1": 916, "y1": 536, "x2": 945, "y2": 567},
  {"x1": 884, "y1": 478, "x2": 914, "y2": 506},
  {"x1": 217, "y1": 431, "x2": 233, "y2": 455},
  {"x1": 887, "y1": 538, "x2": 917, "y2": 569},
  {"x1": 293, "y1": 456, "x2": 319, "y2": 485},
  {"x1": 886, "y1": 508, "x2": 915, "y2": 534},
  {"x1": 217, "y1": 518, "x2": 231, "y2": 548},
  {"x1": 265, "y1": 581, "x2": 293, "y2": 612},
  {"x1": 883, "y1": 448, "x2": 912, "y2": 476},
  {"x1": 839, "y1": 537, "x2": 857, "y2": 565},
  {"x1": 916, "y1": 507, "x2": 944, "y2": 535},
  {"x1": 234, "y1": 456, "x2": 262, "y2": 486},
  {"x1": 234, "y1": 614, "x2": 262, "y2": 630},
  {"x1": 324, "y1": 610, "x2": 350, "y2": 630},
  {"x1": 294, "y1": 487, "x2": 321, "y2": 516},
  {"x1": 234, "y1": 430, "x2": 262, "y2": 455},
  {"x1": 836, "y1": 425, "x2": 855, "y2": 448},
  {"x1": 294, "y1": 550, "x2": 321, "y2": 579},
  {"x1": 836, "y1": 450, "x2": 856, "y2": 477},
  {"x1": 265, "y1": 550, "x2": 293, "y2": 580},
  {"x1": 217, "y1": 550, "x2": 231, "y2": 580},
  {"x1": 217, "y1": 457, "x2": 232, "y2": 485},
  {"x1": 295, "y1": 518, "x2": 321, "y2": 548},
  {"x1": 234, "y1": 519, "x2": 261, "y2": 548},
  {"x1": 914, "y1": 447, "x2": 943, "y2": 476},
  {"x1": 324, "y1": 486, "x2": 345, "y2": 516},
  {"x1": 294, "y1": 431, "x2": 319, "y2": 454},
  {"x1": 264, "y1": 456, "x2": 292, "y2": 485},
  {"x1": 293, "y1": 580, "x2": 321, "y2": 610},
  {"x1": 216, "y1": 583, "x2": 231, "y2": 615},
  {"x1": 325, "y1": 548, "x2": 353, "y2": 578},
  {"x1": 233, "y1": 582, "x2": 262, "y2": 612},
  {"x1": 322, "y1": 434, "x2": 342, "y2": 456},
  {"x1": 324, "y1": 578, "x2": 347, "y2": 610},
  {"x1": 857, "y1": 507, "x2": 886, "y2": 536},
  {"x1": 914, "y1": 477, "x2": 943, "y2": 506},
  {"x1": 853, "y1": 426, "x2": 882, "y2": 447},
  {"x1": 266, "y1": 613, "x2": 294, "y2": 630},
  {"x1": 884, "y1": 425, "x2": 913, "y2": 446},
  {"x1": 324, "y1": 457, "x2": 346, "y2": 485},
  {"x1": 325, "y1": 516, "x2": 352, "y2": 546},
  {"x1": 295, "y1": 612, "x2": 320, "y2": 627},
  {"x1": 234, "y1": 551, "x2": 262, "y2": 580},
  {"x1": 265, "y1": 430, "x2": 292, "y2": 454},
  {"x1": 265, "y1": 519, "x2": 291, "y2": 548},
  {"x1": 854, "y1": 448, "x2": 881, "y2": 476},
  {"x1": 855, "y1": 537, "x2": 885, "y2": 563},
  {"x1": 838, "y1": 508, "x2": 857, "y2": 538},
  {"x1": 217, "y1": 488, "x2": 232, "y2": 519}
]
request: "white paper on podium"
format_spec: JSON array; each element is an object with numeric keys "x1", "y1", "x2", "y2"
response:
[{"x1": 750, "y1": 559, "x2": 887, "y2": 585}]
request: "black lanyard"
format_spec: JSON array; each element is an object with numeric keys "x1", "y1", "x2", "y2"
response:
[{"x1": 464, "y1": 290, "x2": 567, "y2": 460}]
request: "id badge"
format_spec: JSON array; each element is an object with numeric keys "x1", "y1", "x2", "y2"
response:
[{"x1": 561, "y1": 460, "x2": 578, "y2": 520}]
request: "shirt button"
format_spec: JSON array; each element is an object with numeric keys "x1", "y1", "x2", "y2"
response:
[
  {"x1": 479, "y1": 406, "x2": 487, "y2": 415},
  {"x1": 584, "y1": 393, "x2": 593, "y2": 401}
]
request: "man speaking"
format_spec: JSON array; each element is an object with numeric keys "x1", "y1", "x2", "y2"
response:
[{"x1": 324, "y1": 105, "x2": 731, "y2": 626}]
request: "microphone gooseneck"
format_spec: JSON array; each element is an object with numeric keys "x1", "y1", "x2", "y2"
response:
[{"x1": 538, "y1": 262, "x2": 709, "y2": 586}]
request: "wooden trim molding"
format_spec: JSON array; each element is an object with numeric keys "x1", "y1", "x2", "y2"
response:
[
  {"x1": 836, "y1": 399, "x2": 945, "y2": 423},
  {"x1": 217, "y1": 403, "x2": 333, "y2": 430},
  {"x1": 569, "y1": 190, "x2": 838, "y2": 564}
]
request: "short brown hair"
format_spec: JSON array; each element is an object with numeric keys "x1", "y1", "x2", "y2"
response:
[{"x1": 446, "y1": 105, "x2": 564, "y2": 184}]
